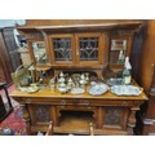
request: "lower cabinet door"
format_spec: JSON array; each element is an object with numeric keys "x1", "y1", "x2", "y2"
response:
[
  {"x1": 102, "y1": 107, "x2": 129, "y2": 130},
  {"x1": 28, "y1": 105, "x2": 51, "y2": 126}
]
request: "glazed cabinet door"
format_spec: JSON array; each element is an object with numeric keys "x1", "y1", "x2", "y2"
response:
[
  {"x1": 28, "y1": 40, "x2": 50, "y2": 66},
  {"x1": 109, "y1": 32, "x2": 133, "y2": 70},
  {"x1": 75, "y1": 33, "x2": 107, "y2": 67},
  {"x1": 49, "y1": 34, "x2": 75, "y2": 66}
]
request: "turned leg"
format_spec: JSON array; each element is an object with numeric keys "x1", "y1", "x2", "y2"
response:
[
  {"x1": 127, "y1": 107, "x2": 140, "y2": 135},
  {"x1": 20, "y1": 104, "x2": 31, "y2": 135}
]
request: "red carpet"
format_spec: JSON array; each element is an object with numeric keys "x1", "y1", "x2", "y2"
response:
[
  {"x1": 0, "y1": 84, "x2": 26, "y2": 135},
  {"x1": 0, "y1": 106, "x2": 26, "y2": 135}
]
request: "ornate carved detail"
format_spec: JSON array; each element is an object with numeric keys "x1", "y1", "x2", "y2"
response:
[
  {"x1": 35, "y1": 106, "x2": 50, "y2": 122},
  {"x1": 20, "y1": 104, "x2": 31, "y2": 134},
  {"x1": 104, "y1": 108, "x2": 122, "y2": 125},
  {"x1": 127, "y1": 107, "x2": 140, "y2": 135}
]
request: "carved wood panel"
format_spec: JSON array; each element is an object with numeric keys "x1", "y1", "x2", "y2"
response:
[
  {"x1": 28, "y1": 105, "x2": 51, "y2": 125},
  {"x1": 103, "y1": 107, "x2": 129, "y2": 130},
  {"x1": 35, "y1": 105, "x2": 50, "y2": 122},
  {"x1": 104, "y1": 107, "x2": 122, "y2": 125}
]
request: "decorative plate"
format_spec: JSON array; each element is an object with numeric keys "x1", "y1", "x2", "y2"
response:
[
  {"x1": 111, "y1": 85, "x2": 143, "y2": 96},
  {"x1": 70, "y1": 88, "x2": 85, "y2": 94},
  {"x1": 88, "y1": 83, "x2": 109, "y2": 96},
  {"x1": 19, "y1": 86, "x2": 40, "y2": 93}
]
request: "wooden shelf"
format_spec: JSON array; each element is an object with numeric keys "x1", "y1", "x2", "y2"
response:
[{"x1": 55, "y1": 111, "x2": 93, "y2": 134}]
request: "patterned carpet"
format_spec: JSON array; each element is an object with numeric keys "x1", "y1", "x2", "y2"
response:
[
  {"x1": 0, "y1": 84, "x2": 26, "y2": 135},
  {"x1": 0, "y1": 106, "x2": 26, "y2": 135}
]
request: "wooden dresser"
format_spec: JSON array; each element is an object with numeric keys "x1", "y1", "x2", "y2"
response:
[
  {"x1": 10, "y1": 85, "x2": 147, "y2": 135},
  {"x1": 10, "y1": 21, "x2": 148, "y2": 135}
]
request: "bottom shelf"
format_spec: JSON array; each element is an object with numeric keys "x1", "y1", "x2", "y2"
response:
[
  {"x1": 53, "y1": 111, "x2": 93, "y2": 134},
  {"x1": 31, "y1": 111, "x2": 128, "y2": 135}
]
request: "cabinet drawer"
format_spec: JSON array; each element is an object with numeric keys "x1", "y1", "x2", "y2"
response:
[
  {"x1": 57, "y1": 105, "x2": 96, "y2": 111},
  {"x1": 19, "y1": 97, "x2": 134, "y2": 107}
]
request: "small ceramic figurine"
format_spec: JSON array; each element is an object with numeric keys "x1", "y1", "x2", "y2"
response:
[
  {"x1": 57, "y1": 72, "x2": 68, "y2": 93},
  {"x1": 67, "y1": 78, "x2": 74, "y2": 91},
  {"x1": 58, "y1": 77, "x2": 65, "y2": 83},
  {"x1": 57, "y1": 82, "x2": 67, "y2": 94},
  {"x1": 80, "y1": 74, "x2": 87, "y2": 85},
  {"x1": 60, "y1": 72, "x2": 64, "y2": 77}
]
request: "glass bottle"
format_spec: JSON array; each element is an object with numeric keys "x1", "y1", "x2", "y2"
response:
[
  {"x1": 117, "y1": 50, "x2": 125, "y2": 64},
  {"x1": 122, "y1": 57, "x2": 132, "y2": 85}
]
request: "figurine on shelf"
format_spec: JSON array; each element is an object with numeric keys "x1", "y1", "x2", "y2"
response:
[
  {"x1": 67, "y1": 78, "x2": 74, "y2": 91},
  {"x1": 57, "y1": 72, "x2": 68, "y2": 94},
  {"x1": 80, "y1": 74, "x2": 87, "y2": 87},
  {"x1": 60, "y1": 72, "x2": 64, "y2": 78}
]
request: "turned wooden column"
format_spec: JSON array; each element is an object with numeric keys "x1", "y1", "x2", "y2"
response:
[
  {"x1": 127, "y1": 106, "x2": 140, "y2": 135},
  {"x1": 20, "y1": 104, "x2": 31, "y2": 135}
]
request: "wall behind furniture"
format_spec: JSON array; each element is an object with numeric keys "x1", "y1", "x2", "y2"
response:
[
  {"x1": 0, "y1": 29, "x2": 13, "y2": 84},
  {"x1": 0, "y1": 20, "x2": 26, "y2": 28}
]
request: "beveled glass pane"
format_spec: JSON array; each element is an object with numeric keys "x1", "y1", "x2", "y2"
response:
[
  {"x1": 53, "y1": 38, "x2": 72, "y2": 61},
  {"x1": 32, "y1": 41, "x2": 48, "y2": 65},
  {"x1": 79, "y1": 37, "x2": 99, "y2": 61}
]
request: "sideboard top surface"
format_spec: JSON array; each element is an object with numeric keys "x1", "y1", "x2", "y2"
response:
[{"x1": 10, "y1": 87, "x2": 148, "y2": 101}]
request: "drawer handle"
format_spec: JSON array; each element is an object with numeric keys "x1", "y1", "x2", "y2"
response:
[{"x1": 25, "y1": 99, "x2": 31, "y2": 104}]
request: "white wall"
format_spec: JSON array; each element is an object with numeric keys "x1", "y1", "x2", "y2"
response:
[{"x1": 0, "y1": 20, "x2": 26, "y2": 28}]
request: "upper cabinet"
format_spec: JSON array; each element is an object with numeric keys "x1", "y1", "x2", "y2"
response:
[
  {"x1": 48, "y1": 33, "x2": 107, "y2": 67},
  {"x1": 17, "y1": 22, "x2": 142, "y2": 70}
]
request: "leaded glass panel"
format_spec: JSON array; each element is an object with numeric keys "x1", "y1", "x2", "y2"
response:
[
  {"x1": 53, "y1": 38, "x2": 72, "y2": 61},
  {"x1": 79, "y1": 37, "x2": 99, "y2": 61}
]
